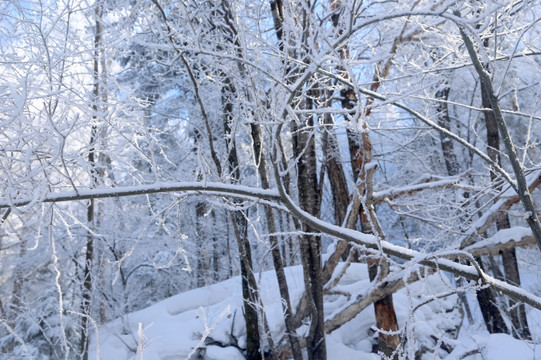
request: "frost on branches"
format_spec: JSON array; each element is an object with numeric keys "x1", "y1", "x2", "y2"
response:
[{"x1": 0, "y1": 1, "x2": 541, "y2": 360}]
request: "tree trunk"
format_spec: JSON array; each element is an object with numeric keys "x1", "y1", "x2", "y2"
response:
[
  {"x1": 80, "y1": 4, "x2": 104, "y2": 358},
  {"x1": 475, "y1": 267, "x2": 509, "y2": 334},
  {"x1": 332, "y1": 0, "x2": 400, "y2": 352},
  {"x1": 230, "y1": 211, "x2": 262, "y2": 360},
  {"x1": 481, "y1": 78, "x2": 531, "y2": 339},
  {"x1": 250, "y1": 123, "x2": 303, "y2": 360},
  {"x1": 320, "y1": 91, "x2": 352, "y2": 269},
  {"x1": 435, "y1": 81, "x2": 475, "y2": 325},
  {"x1": 222, "y1": 76, "x2": 264, "y2": 360},
  {"x1": 270, "y1": 2, "x2": 326, "y2": 358},
  {"x1": 79, "y1": 200, "x2": 94, "y2": 360},
  {"x1": 292, "y1": 108, "x2": 326, "y2": 360},
  {"x1": 195, "y1": 201, "x2": 209, "y2": 288},
  {"x1": 435, "y1": 85, "x2": 460, "y2": 177},
  {"x1": 320, "y1": 108, "x2": 349, "y2": 227}
]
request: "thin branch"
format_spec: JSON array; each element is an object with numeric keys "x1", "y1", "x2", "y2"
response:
[{"x1": 315, "y1": 67, "x2": 513, "y2": 186}]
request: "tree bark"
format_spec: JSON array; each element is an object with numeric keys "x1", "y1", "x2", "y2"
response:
[
  {"x1": 222, "y1": 75, "x2": 264, "y2": 360},
  {"x1": 230, "y1": 211, "x2": 262, "y2": 360},
  {"x1": 292, "y1": 105, "x2": 326, "y2": 360},
  {"x1": 270, "y1": 2, "x2": 326, "y2": 358},
  {"x1": 481, "y1": 77, "x2": 531, "y2": 339},
  {"x1": 435, "y1": 81, "x2": 475, "y2": 325},
  {"x1": 250, "y1": 123, "x2": 303, "y2": 360},
  {"x1": 475, "y1": 264, "x2": 509, "y2": 334},
  {"x1": 435, "y1": 85, "x2": 460, "y2": 177},
  {"x1": 194, "y1": 201, "x2": 209, "y2": 288},
  {"x1": 332, "y1": 0, "x2": 400, "y2": 352},
  {"x1": 80, "y1": 4, "x2": 103, "y2": 358}
]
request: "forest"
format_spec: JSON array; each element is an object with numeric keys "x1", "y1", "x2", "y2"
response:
[{"x1": 1, "y1": 0, "x2": 541, "y2": 359}]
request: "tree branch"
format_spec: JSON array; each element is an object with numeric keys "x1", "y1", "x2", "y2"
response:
[
  {"x1": 0, "y1": 182, "x2": 281, "y2": 209},
  {"x1": 454, "y1": 9, "x2": 541, "y2": 253},
  {"x1": 270, "y1": 121, "x2": 541, "y2": 311}
]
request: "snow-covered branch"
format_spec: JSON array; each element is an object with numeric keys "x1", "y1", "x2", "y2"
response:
[
  {"x1": 0, "y1": 182, "x2": 281, "y2": 209},
  {"x1": 460, "y1": 170, "x2": 541, "y2": 249},
  {"x1": 371, "y1": 174, "x2": 472, "y2": 205},
  {"x1": 271, "y1": 123, "x2": 541, "y2": 312},
  {"x1": 454, "y1": 9, "x2": 541, "y2": 253},
  {"x1": 464, "y1": 227, "x2": 536, "y2": 257}
]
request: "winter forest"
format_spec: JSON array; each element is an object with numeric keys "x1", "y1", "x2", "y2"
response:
[{"x1": 1, "y1": 0, "x2": 541, "y2": 359}]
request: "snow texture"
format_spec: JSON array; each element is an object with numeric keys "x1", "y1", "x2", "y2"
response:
[{"x1": 88, "y1": 263, "x2": 541, "y2": 360}]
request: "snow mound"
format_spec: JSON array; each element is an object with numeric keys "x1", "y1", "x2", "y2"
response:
[{"x1": 89, "y1": 263, "x2": 537, "y2": 359}]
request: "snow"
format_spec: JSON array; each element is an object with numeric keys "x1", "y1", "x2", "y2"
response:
[
  {"x1": 447, "y1": 333, "x2": 541, "y2": 360},
  {"x1": 90, "y1": 276, "x2": 244, "y2": 360},
  {"x1": 88, "y1": 262, "x2": 541, "y2": 360}
]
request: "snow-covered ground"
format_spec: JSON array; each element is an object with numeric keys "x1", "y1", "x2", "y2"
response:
[{"x1": 89, "y1": 263, "x2": 541, "y2": 359}]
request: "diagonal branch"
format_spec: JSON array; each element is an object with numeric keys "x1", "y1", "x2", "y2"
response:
[
  {"x1": 459, "y1": 170, "x2": 541, "y2": 249},
  {"x1": 454, "y1": 9, "x2": 541, "y2": 252},
  {"x1": 270, "y1": 121, "x2": 541, "y2": 312}
]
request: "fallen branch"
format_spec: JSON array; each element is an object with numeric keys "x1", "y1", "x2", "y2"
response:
[
  {"x1": 459, "y1": 170, "x2": 541, "y2": 249},
  {"x1": 465, "y1": 227, "x2": 536, "y2": 257},
  {"x1": 325, "y1": 266, "x2": 432, "y2": 334}
]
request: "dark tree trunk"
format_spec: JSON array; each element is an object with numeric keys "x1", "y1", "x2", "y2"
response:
[
  {"x1": 319, "y1": 110, "x2": 354, "y2": 275},
  {"x1": 435, "y1": 85, "x2": 460, "y2": 177},
  {"x1": 435, "y1": 81, "x2": 475, "y2": 325},
  {"x1": 80, "y1": 4, "x2": 103, "y2": 358},
  {"x1": 270, "y1": 1, "x2": 326, "y2": 359},
  {"x1": 481, "y1": 80, "x2": 531, "y2": 339},
  {"x1": 475, "y1": 257, "x2": 509, "y2": 334},
  {"x1": 195, "y1": 201, "x2": 208, "y2": 288},
  {"x1": 318, "y1": 75, "x2": 352, "y2": 272},
  {"x1": 320, "y1": 107, "x2": 349, "y2": 227},
  {"x1": 80, "y1": 200, "x2": 94, "y2": 360},
  {"x1": 250, "y1": 123, "x2": 303, "y2": 360},
  {"x1": 292, "y1": 110, "x2": 326, "y2": 360},
  {"x1": 231, "y1": 211, "x2": 262, "y2": 360},
  {"x1": 345, "y1": 68, "x2": 402, "y2": 357},
  {"x1": 334, "y1": 0, "x2": 400, "y2": 350},
  {"x1": 222, "y1": 76, "x2": 263, "y2": 360}
]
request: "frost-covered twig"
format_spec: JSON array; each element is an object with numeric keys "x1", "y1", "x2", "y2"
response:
[
  {"x1": 67, "y1": 310, "x2": 100, "y2": 360},
  {"x1": 0, "y1": 318, "x2": 34, "y2": 359},
  {"x1": 185, "y1": 305, "x2": 231, "y2": 360}
]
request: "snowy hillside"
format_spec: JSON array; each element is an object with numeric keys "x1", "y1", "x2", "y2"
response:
[{"x1": 89, "y1": 263, "x2": 541, "y2": 360}]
